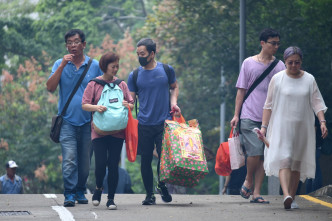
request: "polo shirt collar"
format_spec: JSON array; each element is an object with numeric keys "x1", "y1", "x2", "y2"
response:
[
  {"x1": 67, "y1": 55, "x2": 90, "y2": 66},
  {"x1": 5, "y1": 174, "x2": 19, "y2": 181}
]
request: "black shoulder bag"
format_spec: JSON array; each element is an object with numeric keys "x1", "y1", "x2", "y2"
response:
[
  {"x1": 50, "y1": 58, "x2": 92, "y2": 143},
  {"x1": 239, "y1": 59, "x2": 279, "y2": 132}
]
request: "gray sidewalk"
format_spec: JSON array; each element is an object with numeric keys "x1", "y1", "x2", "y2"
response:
[{"x1": 0, "y1": 193, "x2": 332, "y2": 221}]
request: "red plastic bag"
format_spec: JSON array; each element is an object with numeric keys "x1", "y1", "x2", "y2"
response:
[
  {"x1": 125, "y1": 107, "x2": 138, "y2": 162},
  {"x1": 215, "y1": 129, "x2": 233, "y2": 176},
  {"x1": 172, "y1": 113, "x2": 186, "y2": 123}
]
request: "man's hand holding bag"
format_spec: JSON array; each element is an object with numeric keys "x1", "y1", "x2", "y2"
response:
[{"x1": 228, "y1": 128, "x2": 245, "y2": 170}]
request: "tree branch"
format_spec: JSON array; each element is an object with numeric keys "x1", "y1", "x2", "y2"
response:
[
  {"x1": 106, "y1": 6, "x2": 142, "y2": 14},
  {"x1": 103, "y1": 15, "x2": 146, "y2": 21},
  {"x1": 139, "y1": 0, "x2": 147, "y2": 17}
]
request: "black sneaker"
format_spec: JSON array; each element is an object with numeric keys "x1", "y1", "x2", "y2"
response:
[
  {"x1": 156, "y1": 182, "x2": 172, "y2": 203},
  {"x1": 142, "y1": 194, "x2": 156, "y2": 205},
  {"x1": 106, "y1": 199, "x2": 117, "y2": 210},
  {"x1": 92, "y1": 188, "x2": 102, "y2": 206}
]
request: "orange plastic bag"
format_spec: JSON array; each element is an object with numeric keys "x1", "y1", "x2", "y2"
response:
[
  {"x1": 172, "y1": 113, "x2": 186, "y2": 123},
  {"x1": 215, "y1": 129, "x2": 233, "y2": 176},
  {"x1": 125, "y1": 107, "x2": 138, "y2": 162}
]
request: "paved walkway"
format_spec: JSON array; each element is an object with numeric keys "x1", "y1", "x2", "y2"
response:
[{"x1": 0, "y1": 193, "x2": 332, "y2": 221}]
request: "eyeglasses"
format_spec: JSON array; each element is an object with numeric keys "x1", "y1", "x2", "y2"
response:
[
  {"x1": 286, "y1": 61, "x2": 301, "y2": 66},
  {"x1": 266, "y1": 41, "x2": 281, "y2": 46},
  {"x1": 66, "y1": 41, "x2": 82, "y2": 46}
]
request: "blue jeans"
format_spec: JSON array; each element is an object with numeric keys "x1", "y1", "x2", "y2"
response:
[{"x1": 60, "y1": 120, "x2": 91, "y2": 196}]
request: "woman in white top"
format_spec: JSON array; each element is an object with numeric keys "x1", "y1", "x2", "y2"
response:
[{"x1": 259, "y1": 46, "x2": 328, "y2": 209}]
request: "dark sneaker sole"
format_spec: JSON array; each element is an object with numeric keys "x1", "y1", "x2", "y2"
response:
[
  {"x1": 76, "y1": 200, "x2": 88, "y2": 204},
  {"x1": 142, "y1": 201, "x2": 156, "y2": 205},
  {"x1": 64, "y1": 201, "x2": 75, "y2": 207},
  {"x1": 162, "y1": 196, "x2": 172, "y2": 203}
]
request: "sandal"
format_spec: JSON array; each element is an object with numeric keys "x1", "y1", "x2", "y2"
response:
[
  {"x1": 250, "y1": 196, "x2": 269, "y2": 204},
  {"x1": 240, "y1": 185, "x2": 252, "y2": 199}
]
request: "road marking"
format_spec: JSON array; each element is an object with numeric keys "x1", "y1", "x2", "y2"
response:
[
  {"x1": 52, "y1": 206, "x2": 75, "y2": 221},
  {"x1": 300, "y1": 195, "x2": 332, "y2": 209},
  {"x1": 44, "y1": 194, "x2": 57, "y2": 198},
  {"x1": 92, "y1": 212, "x2": 98, "y2": 219}
]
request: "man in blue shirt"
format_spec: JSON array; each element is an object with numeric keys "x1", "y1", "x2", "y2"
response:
[
  {"x1": 0, "y1": 160, "x2": 23, "y2": 194},
  {"x1": 127, "y1": 38, "x2": 181, "y2": 205},
  {"x1": 46, "y1": 29, "x2": 102, "y2": 207}
]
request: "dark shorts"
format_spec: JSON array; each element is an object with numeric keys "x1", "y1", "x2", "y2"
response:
[
  {"x1": 137, "y1": 123, "x2": 164, "y2": 157},
  {"x1": 240, "y1": 119, "x2": 264, "y2": 157}
]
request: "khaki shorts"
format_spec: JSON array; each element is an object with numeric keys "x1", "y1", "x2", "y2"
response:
[{"x1": 240, "y1": 119, "x2": 264, "y2": 157}]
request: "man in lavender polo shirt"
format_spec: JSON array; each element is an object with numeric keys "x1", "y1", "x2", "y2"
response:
[{"x1": 230, "y1": 28, "x2": 285, "y2": 203}]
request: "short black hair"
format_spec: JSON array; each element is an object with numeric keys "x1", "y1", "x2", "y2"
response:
[
  {"x1": 259, "y1": 28, "x2": 280, "y2": 42},
  {"x1": 64, "y1": 29, "x2": 85, "y2": 43},
  {"x1": 136, "y1": 38, "x2": 156, "y2": 54}
]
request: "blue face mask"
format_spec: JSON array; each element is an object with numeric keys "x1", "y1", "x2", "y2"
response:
[{"x1": 138, "y1": 53, "x2": 150, "y2": 66}]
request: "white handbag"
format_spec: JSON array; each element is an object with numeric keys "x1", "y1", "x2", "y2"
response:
[{"x1": 228, "y1": 128, "x2": 245, "y2": 170}]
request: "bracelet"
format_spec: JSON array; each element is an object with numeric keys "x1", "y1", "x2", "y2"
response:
[
  {"x1": 320, "y1": 120, "x2": 326, "y2": 124},
  {"x1": 261, "y1": 125, "x2": 268, "y2": 129}
]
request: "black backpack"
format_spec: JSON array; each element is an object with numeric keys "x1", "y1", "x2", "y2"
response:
[{"x1": 132, "y1": 63, "x2": 172, "y2": 115}]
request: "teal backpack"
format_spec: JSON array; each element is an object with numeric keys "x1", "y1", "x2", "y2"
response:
[{"x1": 91, "y1": 78, "x2": 128, "y2": 135}]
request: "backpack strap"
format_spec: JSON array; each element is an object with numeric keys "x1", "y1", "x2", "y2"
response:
[
  {"x1": 90, "y1": 78, "x2": 123, "y2": 87},
  {"x1": 162, "y1": 63, "x2": 172, "y2": 86},
  {"x1": 90, "y1": 78, "x2": 108, "y2": 86},
  {"x1": 90, "y1": 78, "x2": 123, "y2": 103},
  {"x1": 133, "y1": 64, "x2": 172, "y2": 94},
  {"x1": 132, "y1": 68, "x2": 139, "y2": 116},
  {"x1": 113, "y1": 79, "x2": 123, "y2": 86},
  {"x1": 133, "y1": 68, "x2": 139, "y2": 94}
]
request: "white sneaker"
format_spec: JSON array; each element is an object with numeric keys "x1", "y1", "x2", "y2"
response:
[
  {"x1": 291, "y1": 200, "x2": 299, "y2": 209},
  {"x1": 283, "y1": 196, "x2": 293, "y2": 209},
  {"x1": 106, "y1": 199, "x2": 117, "y2": 210}
]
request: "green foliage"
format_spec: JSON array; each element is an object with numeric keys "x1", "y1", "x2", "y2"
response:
[
  {"x1": 1, "y1": 0, "x2": 331, "y2": 195},
  {"x1": 0, "y1": 58, "x2": 62, "y2": 193},
  {"x1": 0, "y1": 1, "x2": 43, "y2": 68},
  {"x1": 33, "y1": 0, "x2": 103, "y2": 59}
]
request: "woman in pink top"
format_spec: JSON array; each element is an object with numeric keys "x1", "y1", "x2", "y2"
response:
[{"x1": 82, "y1": 52, "x2": 134, "y2": 210}]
